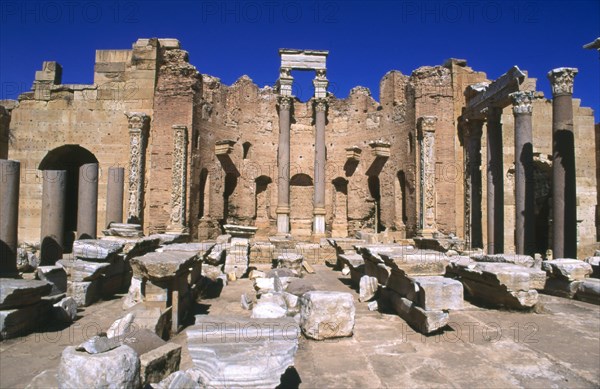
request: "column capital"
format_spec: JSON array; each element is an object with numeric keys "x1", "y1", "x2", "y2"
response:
[
  {"x1": 547, "y1": 67, "x2": 578, "y2": 96},
  {"x1": 417, "y1": 116, "x2": 437, "y2": 133},
  {"x1": 314, "y1": 98, "x2": 328, "y2": 112},
  {"x1": 510, "y1": 91, "x2": 535, "y2": 115},
  {"x1": 277, "y1": 95, "x2": 293, "y2": 111},
  {"x1": 125, "y1": 112, "x2": 150, "y2": 132}
]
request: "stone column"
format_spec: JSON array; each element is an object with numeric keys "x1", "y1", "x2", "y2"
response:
[
  {"x1": 0, "y1": 160, "x2": 20, "y2": 276},
  {"x1": 463, "y1": 120, "x2": 484, "y2": 249},
  {"x1": 40, "y1": 170, "x2": 67, "y2": 265},
  {"x1": 77, "y1": 162, "x2": 98, "y2": 239},
  {"x1": 125, "y1": 112, "x2": 150, "y2": 225},
  {"x1": 276, "y1": 95, "x2": 292, "y2": 234},
  {"x1": 417, "y1": 116, "x2": 438, "y2": 237},
  {"x1": 313, "y1": 98, "x2": 327, "y2": 237},
  {"x1": 510, "y1": 91, "x2": 536, "y2": 255},
  {"x1": 106, "y1": 167, "x2": 124, "y2": 227},
  {"x1": 167, "y1": 125, "x2": 189, "y2": 233},
  {"x1": 485, "y1": 107, "x2": 504, "y2": 254},
  {"x1": 548, "y1": 67, "x2": 578, "y2": 258}
]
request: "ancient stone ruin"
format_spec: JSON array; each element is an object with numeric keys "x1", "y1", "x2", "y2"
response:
[{"x1": 0, "y1": 38, "x2": 599, "y2": 388}]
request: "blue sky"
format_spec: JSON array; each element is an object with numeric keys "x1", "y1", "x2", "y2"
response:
[{"x1": 1, "y1": 0, "x2": 599, "y2": 120}]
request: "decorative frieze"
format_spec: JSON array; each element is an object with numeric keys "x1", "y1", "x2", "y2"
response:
[
  {"x1": 168, "y1": 125, "x2": 188, "y2": 233},
  {"x1": 125, "y1": 112, "x2": 150, "y2": 224},
  {"x1": 418, "y1": 116, "x2": 438, "y2": 235}
]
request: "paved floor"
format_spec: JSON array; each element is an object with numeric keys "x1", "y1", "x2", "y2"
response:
[{"x1": 1, "y1": 265, "x2": 599, "y2": 388}]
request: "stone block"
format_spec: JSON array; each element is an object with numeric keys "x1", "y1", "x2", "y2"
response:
[
  {"x1": 585, "y1": 256, "x2": 600, "y2": 278},
  {"x1": 576, "y1": 278, "x2": 600, "y2": 305},
  {"x1": 58, "y1": 259, "x2": 111, "y2": 282},
  {"x1": 299, "y1": 291, "x2": 355, "y2": 340},
  {"x1": 471, "y1": 253, "x2": 540, "y2": 268},
  {"x1": 379, "y1": 251, "x2": 449, "y2": 276},
  {"x1": 73, "y1": 239, "x2": 124, "y2": 261},
  {"x1": 131, "y1": 251, "x2": 198, "y2": 282},
  {"x1": 0, "y1": 279, "x2": 52, "y2": 310},
  {"x1": 359, "y1": 275, "x2": 378, "y2": 302},
  {"x1": 67, "y1": 280, "x2": 100, "y2": 307},
  {"x1": 277, "y1": 253, "x2": 304, "y2": 274},
  {"x1": 383, "y1": 288, "x2": 448, "y2": 334},
  {"x1": 187, "y1": 316, "x2": 298, "y2": 388},
  {"x1": 251, "y1": 302, "x2": 287, "y2": 319},
  {"x1": 140, "y1": 342, "x2": 182, "y2": 386},
  {"x1": 542, "y1": 259, "x2": 593, "y2": 281},
  {"x1": 152, "y1": 371, "x2": 199, "y2": 389},
  {"x1": 57, "y1": 345, "x2": 140, "y2": 389},
  {"x1": 0, "y1": 299, "x2": 52, "y2": 340},
  {"x1": 52, "y1": 296, "x2": 78, "y2": 323}
]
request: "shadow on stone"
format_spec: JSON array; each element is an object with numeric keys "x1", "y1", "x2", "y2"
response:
[{"x1": 277, "y1": 366, "x2": 301, "y2": 389}]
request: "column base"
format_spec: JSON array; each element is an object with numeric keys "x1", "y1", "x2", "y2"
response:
[{"x1": 276, "y1": 213, "x2": 290, "y2": 235}]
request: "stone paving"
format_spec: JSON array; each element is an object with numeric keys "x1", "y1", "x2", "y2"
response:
[{"x1": 1, "y1": 265, "x2": 599, "y2": 388}]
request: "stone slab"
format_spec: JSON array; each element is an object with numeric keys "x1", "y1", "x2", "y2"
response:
[
  {"x1": 299, "y1": 291, "x2": 355, "y2": 340},
  {"x1": 131, "y1": 251, "x2": 198, "y2": 281},
  {"x1": 0, "y1": 279, "x2": 52, "y2": 310},
  {"x1": 383, "y1": 288, "x2": 448, "y2": 334},
  {"x1": 140, "y1": 342, "x2": 182, "y2": 386},
  {"x1": 73, "y1": 239, "x2": 124, "y2": 261},
  {"x1": 542, "y1": 259, "x2": 593, "y2": 281}
]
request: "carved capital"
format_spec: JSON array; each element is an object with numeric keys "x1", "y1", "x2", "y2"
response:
[
  {"x1": 315, "y1": 69, "x2": 327, "y2": 80},
  {"x1": 547, "y1": 67, "x2": 578, "y2": 96},
  {"x1": 510, "y1": 91, "x2": 535, "y2": 114},
  {"x1": 277, "y1": 95, "x2": 293, "y2": 111},
  {"x1": 314, "y1": 98, "x2": 328, "y2": 113},
  {"x1": 417, "y1": 116, "x2": 437, "y2": 134},
  {"x1": 125, "y1": 112, "x2": 150, "y2": 132},
  {"x1": 279, "y1": 67, "x2": 292, "y2": 79}
]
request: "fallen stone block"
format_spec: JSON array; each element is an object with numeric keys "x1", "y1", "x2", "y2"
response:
[
  {"x1": 152, "y1": 371, "x2": 199, "y2": 389},
  {"x1": 585, "y1": 257, "x2": 600, "y2": 278},
  {"x1": 383, "y1": 288, "x2": 448, "y2": 334},
  {"x1": 77, "y1": 334, "x2": 121, "y2": 354},
  {"x1": 253, "y1": 276, "x2": 292, "y2": 294},
  {"x1": 388, "y1": 275, "x2": 464, "y2": 311},
  {"x1": 148, "y1": 233, "x2": 189, "y2": 246},
  {"x1": 57, "y1": 345, "x2": 140, "y2": 389},
  {"x1": 58, "y1": 259, "x2": 111, "y2": 282},
  {"x1": 0, "y1": 299, "x2": 52, "y2": 340},
  {"x1": 224, "y1": 243, "x2": 249, "y2": 278},
  {"x1": 36, "y1": 266, "x2": 67, "y2": 295},
  {"x1": 131, "y1": 251, "x2": 199, "y2": 282},
  {"x1": 542, "y1": 259, "x2": 592, "y2": 281},
  {"x1": 73, "y1": 239, "x2": 124, "y2": 261},
  {"x1": 359, "y1": 275, "x2": 378, "y2": 302},
  {"x1": 471, "y1": 253, "x2": 540, "y2": 269},
  {"x1": 251, "y1": 301, "x2": 287, "y2": 319},
  {"x1": 187, "y1": 316, "x2": 298, "y2": 388},
  {"x1": 575, "y1": 278, "x2": 600, "y2": 305},
  {"x1": 285, "y1": 278, "x2": 315, "y2": 296},
  {"x1": 455, "y1": 262, "x2": 544, "y2": 309},
  {"x1": 67, "y1": 280, "x2": 100, "y2": 307},
  {"x1": 52, "y1": 296, "x2": 78, "y2": 323},
  {"x1": 277, "y1": 253, "x2": 304, "y2": 274},
  {"x1": 542, "y1": 278, "x2": 581, "y2": 298},
  {"x1": 140, "y1": 342, "x2": 182, "y2": 386},
  {"x1": 379, "y1": 251, "x2": 449, "y2": 276},
  {"x1": 299, "y1": 291, "x2": 355, "y2": 340},
  {"x1": 0, "y1": 279, "x2": 52, "y2": 310}
]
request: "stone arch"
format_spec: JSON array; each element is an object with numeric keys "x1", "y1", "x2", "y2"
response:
[
  {"x1": 290, "y1": 173, "x2": 314, "y2": 236},
  {"x1": 332, "y1": 177, "x2": 349, "y2": 237},
  {"x1": 38, "y1": 145, "x2": 98, "y2": 259}
]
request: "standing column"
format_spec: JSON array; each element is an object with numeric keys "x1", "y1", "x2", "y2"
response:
[
  {"x1": 485, "y1": 107, "x2": 504, "y2": 254},
  {"x1": 417, "y1": 116, "x2": 438, "y2": 237},
  {"x1": 548, "y1": 67, "x2": 578, "y2": 258},
  {"x1": 167, "y1": 125, "x2": 189, "y2": 233},
  {"x1": 313, "y1": 98, "x2": 327, "y2": 236},
  {"x1": 77, "y1": 162, "x2": 98, "y2": 239},
  {"x1": 463, "y1": 120, "x2": 484, "y2": 249},
  {"x1": 276, "y1": 95, "x2": 292, "y2": 234},
  {"x1": 106, "y1": 167, "x2": 124, "y2": 227},
  {"x1": 0, "y1": 160, "x2": 20, "y2": 276},
  {"x1": 510, "y1": 91, "x2": 536, "y2": 255},
  {"x1": 125, "y1": 112, "x2": 150, "y2": 225},
  {"x1": 40, "y1": 170, "x2": 67, "y2": 265}
]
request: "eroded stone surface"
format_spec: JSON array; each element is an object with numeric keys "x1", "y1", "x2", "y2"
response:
[
  {"x1": 73, "y1": 239, "x2": 124, "y2": 260},
  {"x1": 0, "y1": 279, "x2": 52, "y2": 310},
  {"x1": 542, "y1": 259, "x2": 593, "y2": 281},
  {"x1": 299, "y1": 291, "x2": 355, "y2": 340},
  {"x1": 131, "y1": 251, "x2": 198, "y2": 281}
]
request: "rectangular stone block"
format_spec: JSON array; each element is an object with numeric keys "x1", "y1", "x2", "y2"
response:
[
  {"x1": 0, "y1": 299, "x2": 52, "y2": 340},
  {"x1": 382, "y1": 288, "x2": 448, "y2": 334},
  {"x1": 67, "y1": 280, "x2": 100, "y2": 307},
  {"x1": 542, "y1": 259, "x2": 593, "y2": 281},
  {"x1": 388, "y1": 274, "x2": 463, "y2": 310},
  {"x1": 140, "y1": 342, "x2": 182, "y2": 386}
]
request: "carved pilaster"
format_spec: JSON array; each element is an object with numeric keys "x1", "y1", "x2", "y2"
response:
[
  {"x1": 168, "y1": 125, "x2": 189, "y2": 233},
  {"x1": 125, "y1": 112, "x2": 150, "y2": 224},
  {"x1": 547, "y1": 67, "x2": 578, "y2": 96},
  {"x1": 417, "y1": 116, "x2": 438, "y2": 236},
  {"x1": 510, "y1": 91, "x2": 535, "y2": 114}
]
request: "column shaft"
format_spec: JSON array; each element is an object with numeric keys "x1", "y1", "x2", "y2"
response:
[
  {"x1": 0, "y1": 160, "x2": 20, "y2": 276},
  {"x1": 106, "y1": 167, "x2": 124, "y2": 227},
  {"x1": 486, "y1": 108, "x2": 504, "y2": 254},
  {"x1": 313, "y1": 99, "x2": 327, "y2": 235},
  {"x1": 77, "y1": 163, "x2": 98, "y2": 239},
  {"x1": 276, "y1": 97, "x2": 291, "y2": 234},
  {"x1": 549, "y1": 68, "x2": 578, "y2": 258},
  {"x1": 40, "y1": 170, "x2": 67, "y2": 264}
]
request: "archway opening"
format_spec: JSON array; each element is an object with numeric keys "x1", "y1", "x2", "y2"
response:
[{"x1": 39, "y1": 145, "x2": 98, "y2": 253}]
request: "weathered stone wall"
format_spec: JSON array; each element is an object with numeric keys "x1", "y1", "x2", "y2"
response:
[
  {"x1": 7, "y1": 38, "x2": 158, "y2": 243},
  {"x1": 0, "y1": 105, "x2": 10, "y2": 159},
  {"x1": 5, "y1": 38, "x2": 598, "y2": 257}
]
